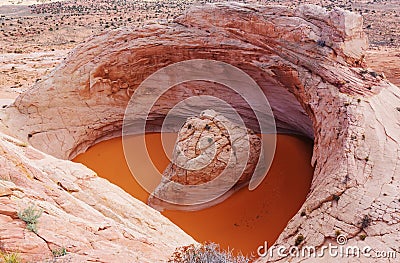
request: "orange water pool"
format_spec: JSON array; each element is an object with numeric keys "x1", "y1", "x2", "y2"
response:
[{"x1": 73, "y1": 133, "x2": 314, "y2": 257}]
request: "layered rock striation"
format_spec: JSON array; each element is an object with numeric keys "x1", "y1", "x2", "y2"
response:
[{"x1": 0, "y1": 133, "x2": 194, "y2": 262}]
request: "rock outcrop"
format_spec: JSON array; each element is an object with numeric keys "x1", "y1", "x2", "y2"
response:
[
  {"x1": 1, "y1": 2, "x2": 399, "y2": 262},
  {"x1": 366, "y1": 49, "x2": 400, "y2": 87},
  {"x1": 148, "y1": 109, "x2": 263, "y2": 211},
  {"x1": 0, "y1": 133, "x2": 194, "y2": 262}
]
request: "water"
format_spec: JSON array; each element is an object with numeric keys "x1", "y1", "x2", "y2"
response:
[{"x1": 73, "y1": 133, "x2": 314, "y2": 257}]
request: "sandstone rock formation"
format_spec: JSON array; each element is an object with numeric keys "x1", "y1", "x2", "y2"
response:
[
  {"x1": 1, "y1": 2, "x2": 399, "y2": 262},
  {"x1": 0, "y1": 133, "x2": 194, "y2": 262},
  {"x1": 148, "y1": 109, "x2": 263, "y2": 211},
  {"x1": 366, "y1": 49, "x2": 400, "y2": 87}
]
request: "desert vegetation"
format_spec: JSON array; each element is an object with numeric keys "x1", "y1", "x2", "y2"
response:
[
  {"x1": 17, "y1": 205, "x2": 42, "y2": 233},
  {"x1": 51, "y1": 247, "x2": 67, "y2": 257},
  {"x1": 0, "y1": 0, "x2": 399, "y2": 98},
  {"x1": 0, "y1": 250, "x2": 20, "y2": 263},
  {"x1": 169, "y1": 243, "x2": 251, "y2": 263},
  {"x1": 0, "y1": 0, "x2": 398, "y2": 54}
]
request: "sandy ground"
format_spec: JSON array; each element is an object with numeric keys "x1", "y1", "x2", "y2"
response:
[
  {"x1": 0, "y1": 0, "x2": 399, "y2": 101},
  {"x1": 0, "y1": 0, "x2": 63, "y2": 5},
  {"x1": 0, "y1": 49, "x2": 69, "y2": 98}
]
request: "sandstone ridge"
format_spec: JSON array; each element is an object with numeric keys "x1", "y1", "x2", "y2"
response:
[{"x1": 0, "y1": 133, "x2": 194, "y2": 262}]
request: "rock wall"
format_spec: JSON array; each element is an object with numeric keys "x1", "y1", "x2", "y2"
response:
[
  {"x1": 0, "y1": 133, "x2": 194, "y2": 262},
  {"x1": 1, "y1": 2, "x2": 399, "y2": 262}
]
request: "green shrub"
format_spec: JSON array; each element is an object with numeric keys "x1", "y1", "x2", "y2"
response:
[
  {"x1": 360, "y1": 215, "x2": 371, "y2": 229},
  {"x1": 295, "y1": 234, "x2": 304, "y2": 246},
  {"x1": 169, "y1": 243, "x2": 250, "y2": 263},
  {"x1": 332, "y1": 194, "x2": 340, "y2": 201},
  {"x1": 0, "y1": 252, "x2": 21, "y2": 263},
  {"x1": 18, "y1": 205, "x2": 42, "y2": 234},
  {"x1": 52, "y1": 247, "x2": 67, "y2": 257}
]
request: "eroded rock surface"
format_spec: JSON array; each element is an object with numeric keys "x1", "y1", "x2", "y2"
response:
[
  {"x1": 148, "y1": 109, "x2": 263, "y2": 211},
  {"x1": 0, "y1": 133, "x2": 194, "y2": 262},
  {"x1": 0, "y1": 2, "x2": 399, "y2": 262}
]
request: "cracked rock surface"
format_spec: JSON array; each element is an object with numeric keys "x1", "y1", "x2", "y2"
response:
[
  {"x1": 148, "y1": 109, "x2": 263, "y2": 211},
  {"x1": 0, "y1": 134, "x2": 194, "y2": 262},
  {"x1": 0, "y1": 2, "x2": 399, "y2": 262}
]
